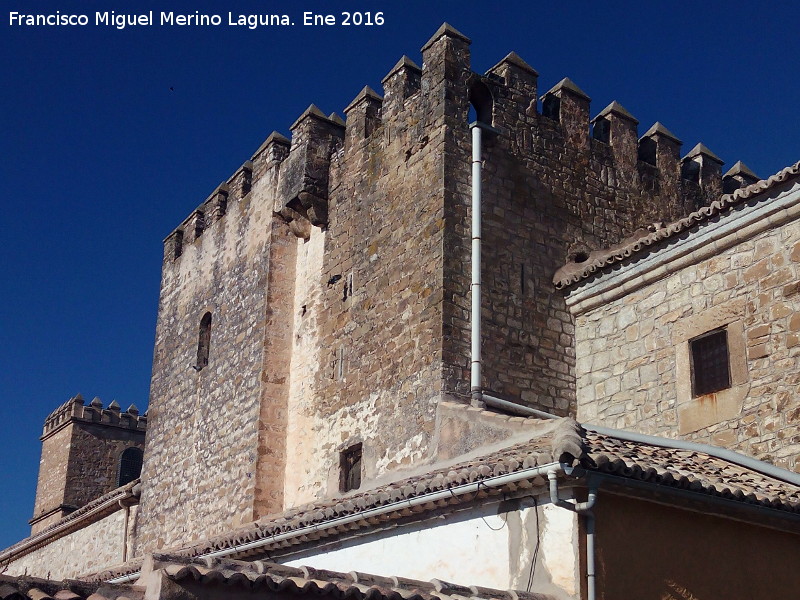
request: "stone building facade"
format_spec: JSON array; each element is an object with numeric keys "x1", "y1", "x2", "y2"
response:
[
  {"x1": 3, "y1": 23, "x2": 800, "y2": 600},
  {"x1": 557, "y1": 162, "x2": 800, "y2": 471},
  {"x1": 135, "y1": 23, "x2": 758, "y2": 554}
]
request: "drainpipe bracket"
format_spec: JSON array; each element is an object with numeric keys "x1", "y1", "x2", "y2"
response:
[
  {"x1": 562, "y1": 464, "x2": 588, "y2": 479},
  {"x1": 469, "y1": 121, "x2": 501, "y2": 137}
]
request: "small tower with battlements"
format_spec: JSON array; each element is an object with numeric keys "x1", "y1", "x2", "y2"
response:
[{"x1": 29, "y1": 394, "x2": 146, "y2": 534}]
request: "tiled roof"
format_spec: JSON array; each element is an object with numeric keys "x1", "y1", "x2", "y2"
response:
[
  {"x1": 0, "y1": 575, "x2": 140, "y2": 600},
  {"x1": 585, "y1": 429, "x2": 800, "y2": 510},
  {"x1": 553, "y1": 159, "x2": 800, "y2": 289},
  {"x1": 157, "y1": 556, "x2": 557, "y2": 600},
  {"x1": 135, "y1": 418, "x2": 800, "y2": 562}
]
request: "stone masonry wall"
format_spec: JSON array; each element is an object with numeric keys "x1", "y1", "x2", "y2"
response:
[
  {"x1": 135, "y1": 147, "x2": 290, "y2": 552},
  {"x1": 574, "y1": 216, "x2": 800, "y2": 471},
  {"x1": 31, "y1": 398, "x2": 145, "y2": 535},
  {"x1": 30, "y1": 426, "x2": 71, "y2": 533},
  {"x1": 133, "y1": 24, "x2": 742, "y2": 555},
  {"x1": 280, "y1": 26, "x2": 720, "y2": 512},
  {"x1": 281, "y1": 41, "x2": 452, "y2": 505},
  {"x1": 5, "y1": 507, "x2": 137, "y2": 580},
  {"x1": 438, "y1": 40, "x2": 715, "y2": 416}
]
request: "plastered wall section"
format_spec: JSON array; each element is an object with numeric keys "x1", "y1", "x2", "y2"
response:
[
  {"x1": 574, "y1": 216, "x2": 800, "y2": 471},
  {"x1": 5, "y1": 507, "x2": 136, "y2": 580},
  {"x1": 135, "y1": 157, "x2": 286, "y2": 553},
  {"x1": 283, "y1": 499, "x2": 579, "y2": 600}
]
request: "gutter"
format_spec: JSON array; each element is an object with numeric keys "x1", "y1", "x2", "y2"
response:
[
  {"x1": 548, "y1": 471, "x2": 598, "y2": 600},
  {"x1": 109, "y1": 462, "x2": 566, "y2": 584}
]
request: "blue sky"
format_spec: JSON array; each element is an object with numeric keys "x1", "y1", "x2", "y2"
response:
[{"x1": 1, "y1": 0, "x2": 798, "y2": 549}]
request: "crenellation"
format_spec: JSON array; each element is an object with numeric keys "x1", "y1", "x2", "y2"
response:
[
  {"x1": 488, "y1": 52, "x2": 538, "y2": 90},
  {"x1": 13, "y1": 24, "x2": 796, "y2": 584},
  {"x1": 541, "y1": 77, "x2": 591, "y2": 150},
  {"x1": 723, "y1": 161, "x2": 760, "y2": 194},
  {"x1": 113, "y1": 23, "x2": 788, "y2": 557},
  {"x1": 328, "y1": 112, "x2": 346, "y2": 127},
  {"x1": 681, "y1": 143, "x2": 724, "y2": 208},
  {"x1": 591, "y1": 101, "x2": 639, "y2": 185},
  {"x1": 344, "y1": 86, "x2": 383, "y2": 149},
  {"x1": 32, "y1": 395, "x2": 146, "y2": 534},
  {"x1": 210, "y1": 185, "x2": 228, "y2": 221},
  {"x1": 276, "y1": 104, "x2": 345, "y2": 230},
  {"x1": 188, "y1": 210, "x2": 205, "y2": 242},
  {"x1": 381, "y1": 56, "x2": 422, "y2": 120},
  {"x1": 227, "y1": 160, "x2": 254, "y2": 200},
  {"x1": 42, "y1": 396, "x2": 147, "y2": 436},
  {"x1": 251, "y1": 131, "x2": 291, "y2": 178},
  {"x1": 420, "y1": 22, "x2": 472, "y2": 118},
  {"x1": 163, "y1": 229, "x2": 183, "y2": 262}
]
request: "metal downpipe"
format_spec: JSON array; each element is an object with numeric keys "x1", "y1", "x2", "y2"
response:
[
  {"x1": 548, "y1": 470, "x2": 598, "y2": 600},
  {"x1": 470, "y1": 122, "x2": 483, "y2": 406}
]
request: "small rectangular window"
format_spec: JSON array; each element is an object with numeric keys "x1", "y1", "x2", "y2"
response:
[
  {"x1": 340, "y1": 443, "x2": 362, "y2": 492},
  {"x1": 690, "y1": 328, "x2": 730, "y2": 397}
]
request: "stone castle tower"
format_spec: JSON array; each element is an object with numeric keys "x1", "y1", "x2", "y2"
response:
[
  {"x1": 125, "y1": 24, "x2": 758, "y2": 552},
  {"x1": 30, "y1": 395, "x2": 146, "y2": 534}
]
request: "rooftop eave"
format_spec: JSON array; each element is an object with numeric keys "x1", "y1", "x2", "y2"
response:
[{"x1": 559, "y1": 168, "x2": 800, "y2": 315}]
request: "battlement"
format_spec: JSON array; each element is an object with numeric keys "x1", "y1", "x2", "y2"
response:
[
  {"x1": 42, "y1": 394, "x2": 146, "y2": 440},
  {"x1": 160, "y1": 22, "x2": 761, "y2": 259}
]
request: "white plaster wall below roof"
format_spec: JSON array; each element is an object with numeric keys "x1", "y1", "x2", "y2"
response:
[
  {"x1": 282, "y1": 500, "x2": 578, "y2": 599},
  {"x1": 565, "y1": 178, "x2": 800, "y2": 314},
  {"x1": 540, "y1": 503, "x2": 579, "y2": 596}
]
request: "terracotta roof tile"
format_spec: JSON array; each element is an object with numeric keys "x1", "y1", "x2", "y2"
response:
[
  {"x1": 554, "y1": 159, "x2": 800, "y2": 289},
  {"x1": 157, "y1": 557, "x2": 557, "y2": 600},
  {"x1": 585, "y1": 430, "x2": 800, "y2": 509},
  {"x1": 0, "y1": 577, "x2": 139, "y2": 600},
  {"x1": 157, "y1": 417, "x2": 799, "y2": 562}
]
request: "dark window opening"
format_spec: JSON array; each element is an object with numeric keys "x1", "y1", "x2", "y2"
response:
[
  {"x1": 340, "y1": 443, "x2": 362, "y2": 492},
  {"x1": 572, "y1": 251, "x2": 590, "y2": 263},
  {"x1": 681, "y1": 160, "x2": 700, "y2": 184},
  {"x1": 117, "y1": 447, "x2": 143, "y2": 487},
  {"x1": 690, "y1": 328, "x2": 731, "y2": 397},
  {"x1": 638, "y1": 137, "x2": 657, "y2": 166},
  {"x1": 542, "y1": 95, "x2": 560, "y2": 122},
  {"x1": 592, "y1": 117, "x2": 610, "y2": 143},
  {"x1": 468, "y1": 80, "x2": 493, "y2": 125},
  {"x1": 197, "y1": 312, "x2": 212, "y2": 370},
  {"x1": 343, "y1": 273, "x2": 353, "y2": 301}
]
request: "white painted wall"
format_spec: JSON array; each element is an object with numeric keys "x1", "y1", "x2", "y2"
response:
[{"x1": 284, "y1": 500, "x2": 579, "y2": 598}]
